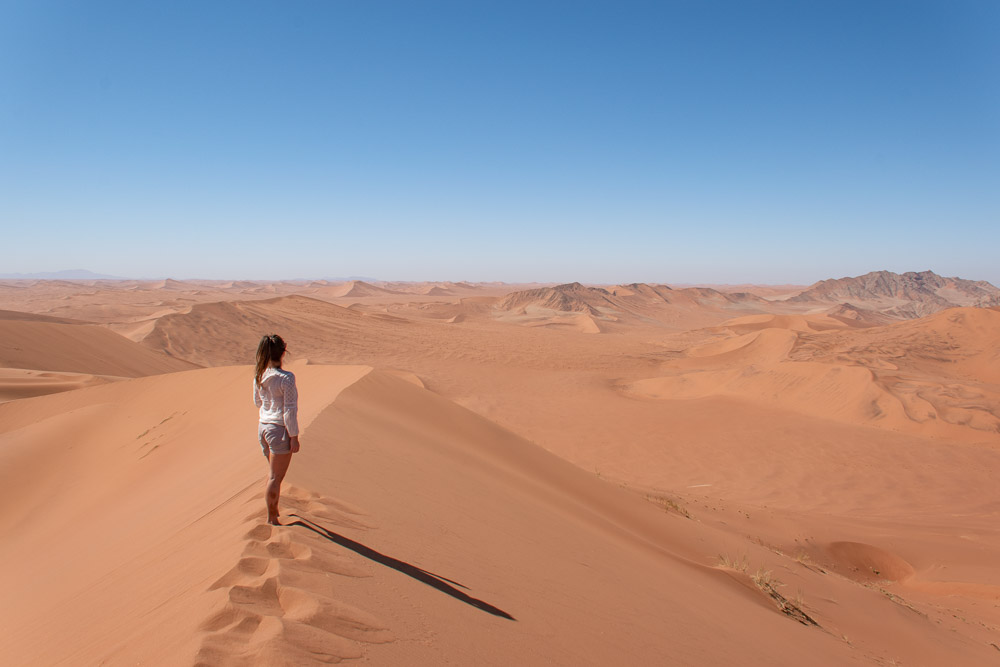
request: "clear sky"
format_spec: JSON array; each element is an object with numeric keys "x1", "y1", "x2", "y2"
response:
[{"x1": 1, "y1": 1, "x2": 997, "y2": 284}]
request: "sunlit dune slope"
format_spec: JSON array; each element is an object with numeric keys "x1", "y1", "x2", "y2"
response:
[
  {"x1": 379, "y1": 296, "x2": 497, "y2": 323},
  {"x1": 324, "y1": 280, "x2": 405, "y2": 298},
  {"x1": 718, "y1": 312, "x2": 869, "y2": 333},
  {"x1": 792, "y1": 306, "x2": 1000, "y2": 383},
  {"x1": 0, "y1": 363, "x2": 372, "y2": 666},
  {"x1": 2, "y1": 365, "x2": 997, "y2": 665},
  {"x1": 621, "y1": 307, "x2": 1000, "y2": 439}
]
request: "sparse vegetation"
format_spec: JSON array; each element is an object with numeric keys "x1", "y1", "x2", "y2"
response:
[
  {"x1": 717, "y1": 553, "x2": 749, "y2": 572},
  {"x1": 866, "y1": 584, "x2": 926, "y2": 618},
  {"x1": 644, "y1": 494, "x2": 691, "y2": 518},
  {"x1": 751, "y1": 568, "x2": 820, "y2": 627}
]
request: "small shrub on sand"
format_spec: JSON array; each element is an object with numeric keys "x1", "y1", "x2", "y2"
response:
[
  {"x1": 717, "y1": 553, "x2": 749, "y2": 572},
  {"x1": 751, "y1": 569, "x2": 819, "y2": 627},
  {"x1": 644, "y1": 494, "x2": 691, "y2": 518}
]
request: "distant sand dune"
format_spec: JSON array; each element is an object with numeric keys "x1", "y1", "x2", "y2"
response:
[
  {"x1": 0, "y1": 317, "x2": 198, "y2": 377},
  {"x1": 0, "y1": 367, "x2": 118, "y2": 401},
  {"x1": 323, "y1": 280, "x2": 406, "y2": 298},
  {"x1": 139, "y1": 294, "x2": 421, "y2": 367},
  {"x1": 622, "y1": 307, "x2": 1000, "y2": 438},
  {"x1": 493, "y1": 282, "x2": 771, "y2": 332}
]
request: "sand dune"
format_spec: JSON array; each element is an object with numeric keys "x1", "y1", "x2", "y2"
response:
[
  {"x1": 0, "y1": 363, "x2": 371, "y2": 665},
  {"x1": 378, "y1": 281, "x2": 479, "y2": 296},
  {"x1": 4, "y1": 365, "x2": 996, "y2": 665},
  {"x1": 0, "y1": 308, "x2": 91, "y2": 324},
  {"x1": 0, "y1": 367, "x2": 118, "y2": 401},
  {"x1": 325, "y1": 280, "x2": 406, "y2": 298},
  {"x1": 139, "y1": 294, "x2": 424, "y2": 367},
  {"x1": 493, "y1": 282, "x2": 771, "y2": 331},
  {"x1": 382, "y1": 296, "x2": 505, "y2": 324},
  {"x1": 2, "y1": 278, "x2": 999, "y2": 665},
  {"x1": 718, "y1": 312, "x2": 866, "y2": 333},
  {"x1": 622, "y1": 306, "x2": 1000, "y2": 439},
  {"x1": 824, "y1": 302, "x2": 895, "y2": 326},
  {"x1": 0, "y1": 317, "x2": 198, "y2": 377}
]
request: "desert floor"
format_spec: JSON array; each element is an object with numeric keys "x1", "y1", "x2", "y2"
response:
[{"x1": 1, "y1": 278, "x2": 998, "y2": 666}]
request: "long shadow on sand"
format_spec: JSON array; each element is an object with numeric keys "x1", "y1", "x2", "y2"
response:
[{"x1": 289, "y1": 514, "x2": 516, "y2": 620}]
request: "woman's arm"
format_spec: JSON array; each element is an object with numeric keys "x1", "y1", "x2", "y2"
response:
[
  {"x1": 282, "y1": 374, "x2": 300, "y2": 452},
  {"x1": 253, "y1": 379, "x2": 262, "y2": 408}
]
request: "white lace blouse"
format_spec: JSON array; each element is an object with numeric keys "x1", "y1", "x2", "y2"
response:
[{"x1": 253, "y1": 367, "x2": 300, "y2": 436}]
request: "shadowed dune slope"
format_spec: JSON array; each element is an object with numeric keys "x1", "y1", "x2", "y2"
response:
[
  {"x1": 0, "y1": 316, "x2": 199, "y2": 377},
  {"x1": 0, "y1": 308, "x2": 92, "y2": 324},
  {"x1": 0, "y1": 368, "x2": 119, "y2": 401},
  {"x1": 140, "y1": 294, "x2": 420, "y2": 367}
]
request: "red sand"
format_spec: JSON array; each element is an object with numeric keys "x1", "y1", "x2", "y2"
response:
[{"x1": 0, "y1": 279, "x2": 998, "y2": 665}]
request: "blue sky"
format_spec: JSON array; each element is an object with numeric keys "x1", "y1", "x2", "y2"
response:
[{"x1": 1, "y1": 1, "x2": 997, "y2": 283}]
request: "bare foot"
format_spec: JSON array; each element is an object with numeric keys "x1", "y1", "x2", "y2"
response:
[{"x1": 267, "y1": 516, "x2": 281, "y2": 526}]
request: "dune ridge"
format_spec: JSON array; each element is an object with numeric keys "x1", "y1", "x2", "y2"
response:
[
  {"x1": 0, "y1": 363, "x2": 371, "y2": 665},
  {"x1": 1, "y1": 274, "x2": 999, "y2": 665}
]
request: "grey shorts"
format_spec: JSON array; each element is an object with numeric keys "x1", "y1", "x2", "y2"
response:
[{"x1": 259, "y1": 422, "x2": 291, "y2": 456}]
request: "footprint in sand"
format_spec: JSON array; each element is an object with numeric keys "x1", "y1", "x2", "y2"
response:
[
  {"x1": 195, "y1": 490, "x2": 390, "y2": 666},
  {"x1": 242, "y1": 484, "x2": 375, "y2": 530}
]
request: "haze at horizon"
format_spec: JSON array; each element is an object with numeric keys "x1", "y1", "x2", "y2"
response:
[{"x1": 1, "y1": 1, "x2": 997, "y2": 284}]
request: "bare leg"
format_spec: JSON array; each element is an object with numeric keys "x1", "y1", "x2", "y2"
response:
[{"x1": 266, "y1": 452, "x2": 293, "y2": 525}]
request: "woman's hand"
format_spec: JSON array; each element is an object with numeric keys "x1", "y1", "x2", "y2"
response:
[{"x1": 290, "y1": 435, "x2": 300, "y2": 453}]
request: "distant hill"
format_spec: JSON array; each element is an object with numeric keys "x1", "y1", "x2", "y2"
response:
[
  {"x1": 0, "y1": 269, "x2": 126, "y2": 280},
  {"x1": 495, "y1": 282, "x2": 618, "y2": 316},
  {"x1": 790, "y1": 270, "x2": 1000, "y2": 318}
]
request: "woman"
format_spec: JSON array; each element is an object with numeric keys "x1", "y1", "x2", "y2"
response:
[{"x1": 253, "y1": 334, "x2": 300, "y2": 525}]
